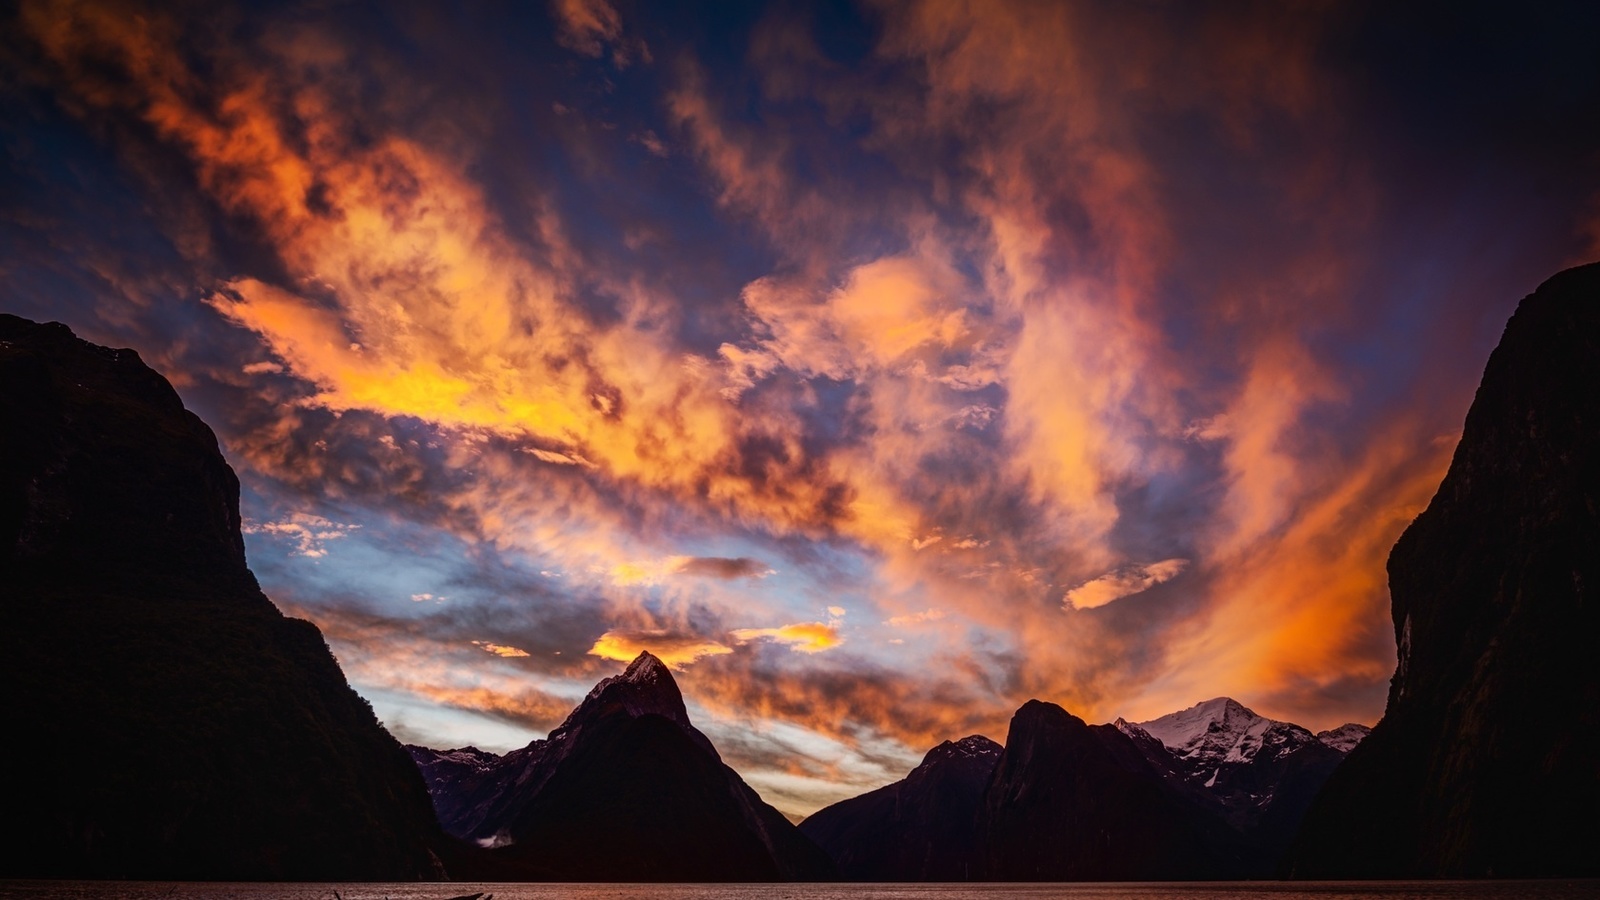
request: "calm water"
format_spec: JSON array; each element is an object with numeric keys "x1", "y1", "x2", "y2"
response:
[{"x1": 3, "y1": 882, "x2": 1599, "y2": 900}]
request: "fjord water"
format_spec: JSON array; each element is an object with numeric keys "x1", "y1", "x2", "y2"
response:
[{"x1": 4, "y1": 883, "x2": 1600, "y2": 900}]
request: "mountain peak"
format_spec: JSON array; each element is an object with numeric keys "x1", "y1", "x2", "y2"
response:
[
  {"x1": 918, "y1": 734, "x2": 1002, "y2": 770},
  {"x1": 548, "y1": 649, "x2": 724, "y2": 760},
  {"x1": 622, "y1": 650, "x2": 671, "y2": 683},
  {"x1": 564, "y1": 652, "x2": 689, "y2": 729},
  {"x1": 1314, "y1": 723, "x2": 1371, "y2": 754},
  {"x1": 1, "y1": 313, "x2": 254, "y2": 594},
  {"x1": 1137, "y1": 696, "x2": 1314, "y2": 765}
]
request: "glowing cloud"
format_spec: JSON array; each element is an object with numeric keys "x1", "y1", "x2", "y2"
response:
[
  {"x1": 15, "y1": 0, "x2": 1591, "y2": 804},
  {"x1": 606, "y1": 555, "x2": 774, "y2": 586},
  {"x1": 1065, "y1": 559, "x2": 1190, "y2": 611},
  {"x1": 588, "y1": 630, "x2": 733, "y2": 668},
  {"x1": 730, "y1": 622, "x2": 842, "y2": 654},
  {"x1": 472, "y1": 641, "x2": 532, "y2": 658}
]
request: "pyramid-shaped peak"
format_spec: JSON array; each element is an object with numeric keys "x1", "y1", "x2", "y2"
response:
[
  {"x1": 559, "y1": 651, "x2": 689, "y2": 731},
  {"x1": 546, "y1": 649, "x2": 725, "y2": 759},
  {"x1": 623, "y1": 651, "x2": 671, "y2": 683}
]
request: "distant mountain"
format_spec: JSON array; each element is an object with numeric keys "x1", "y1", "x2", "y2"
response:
[
  {"x1": 799, "y1": 735, "x2": 1000, "y2": 881},
  {"x1": 409, "y1": 652, "x2": 836, "y2": 881},
  {"x1": 1314, "y1": 723, "x2": 1371, "y2": 754},
  {"x1": 804, "y1": 694, "x2": 1368, "y2": 881},
  {"x1": 0, "y1": 314, "x2": 446, "y2": 880},
  {"x1": 978, "y1": 700, "x2": 1243, "y2": 880},
  {"x1": 1119, "y1": 698, "x2": 1361, "y2": 868},
  {"x1": 1292, "y1": 262, "x2": 1600, "y2": 878}
]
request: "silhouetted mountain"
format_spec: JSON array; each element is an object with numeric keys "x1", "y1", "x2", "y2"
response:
[
  {"x1": 978, "y1": 700, "x2": 1245, "y2": 880},
  {"x1": 0, "y1": 314, "x2": 446, "y2": 880},
  {"x1": 409, "y1": 652, "x2": 836, "y2": 882},
  {"x1": 1117, "y1": 698, "x2": 1357, "y2": 871},
  {"x1": 804, "y1": 695, "x2": 1367, "y2": 881},
  {"x1": 799, "y1": 735, "x2": 999, "y2": 881},
  {"x1": 1291, "y1": 262, "x2": 1600, "y2": 878}
]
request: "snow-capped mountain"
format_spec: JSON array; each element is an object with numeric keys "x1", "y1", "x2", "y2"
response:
[
  {"x1": 797, "y1": 695, "x2": 1374, "y2": 881},
  {"x1": 1130, "y1": 697, "x2": 1372, "y2": 778},
  {"x1": 1134, "y1": 697, "x2": 1318, "y2": 772},
  {"x1": 1315, "y1": 723, "x2": 1372, "y2": 754},
  {"x1": 1113, "y1": 697, "x2": 1359, "y2": 868}
]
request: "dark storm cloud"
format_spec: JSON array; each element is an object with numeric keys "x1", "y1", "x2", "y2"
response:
[{"x1": 673, "y1": 556, "x2": 775, "y2": 579}]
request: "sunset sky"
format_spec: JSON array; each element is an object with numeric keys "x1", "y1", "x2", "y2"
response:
[{"x1": 3, "y1": 0, "x2": 1598, "y2": 817}]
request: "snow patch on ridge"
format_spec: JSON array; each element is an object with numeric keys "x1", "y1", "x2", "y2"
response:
[{"x1": 1315, "y1": 723, "x2": 1372, "y2": 753}]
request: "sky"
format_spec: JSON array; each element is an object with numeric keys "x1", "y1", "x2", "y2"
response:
[{"x1": 3, "y1": 0, "x2": 1598, "y2": 818}]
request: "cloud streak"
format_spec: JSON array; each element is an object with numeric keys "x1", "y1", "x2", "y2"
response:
[{"x1": 1065, "y1": 560, "x2": 1188, "y2": 611}]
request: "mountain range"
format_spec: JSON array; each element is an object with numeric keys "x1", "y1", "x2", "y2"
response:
[
  {"x1": 798, "y1": 695, "x2": 1366, "y2": 880},
  {"x1": 3, "y1": 259, "x2": 1596, "y2": 882}
]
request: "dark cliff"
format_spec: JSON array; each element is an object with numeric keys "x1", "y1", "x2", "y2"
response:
[
  {"x1": 0, "y1": 314, "x2": 446, "y2": 880},
  {"x1": 978, "y1": 700, "x2": 1243, "y2": 880},
  {"x1": 799, "y1": 734, "x2": 1000, "y2": 881},
  {"x1": 1291, "y1": 262, "x2": 1600, "y2": 877}
]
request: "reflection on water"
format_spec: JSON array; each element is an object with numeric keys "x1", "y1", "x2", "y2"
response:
[{"x1": 4, "y1": 882, "x2": 1600, "y2": 900}]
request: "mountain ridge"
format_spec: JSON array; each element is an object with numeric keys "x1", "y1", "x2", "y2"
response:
[{"x1": 802, "y1": 694, "x2": 1366, "y2": 881}]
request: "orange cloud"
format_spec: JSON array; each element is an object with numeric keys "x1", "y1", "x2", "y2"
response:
[
  {"x1": 1064, "y1": 559, "x2": 1188, "y2": 611},
  {"x1": 1133, "y1": 420, "x2": 1457, "y2": 729},
  {"x1": 472, "y1": 641, "x2": 531, "y2": 658},
  {"x1": 23, "y1": 0, "x2": 889, "y2": 555},
  {"x1": 730, "y1": 622, "x2": 842, "y2": 654},
  {"x1": 21, "y1": 0, "x2": 1493, "y2": 768},
  {"x1": 587, "y1": 630, "x2": 734, "y2": 668},
  {"x1": 550, "y1": 0, "x2": 620, "y2": 57}
]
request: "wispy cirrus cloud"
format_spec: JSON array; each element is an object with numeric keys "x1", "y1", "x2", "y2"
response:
[{"x1": 241, "y1": 513, "x2": 360, "y2": 558}]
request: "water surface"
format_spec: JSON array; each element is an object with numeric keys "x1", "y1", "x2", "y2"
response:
[{"x1": 5, "y1": 881, "x2": 1600, "y2": 900}]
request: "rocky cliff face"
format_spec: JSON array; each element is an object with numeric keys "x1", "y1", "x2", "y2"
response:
[
  {"x1": 0, "y1": 314, "x2": 446, "y2": 880},
  {"x1": 978, "y1": 700, "x2": 1243, "y2": 880},
  {"x1": 410, "y1": 652, "x2": 836, "y2": 882},
  {"x1": 1291, "y1": 262, "x2": 1600, "y2": 877},
  {"x1": 799, "y1": 735, "x2": 1000, "y2": 881}
]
